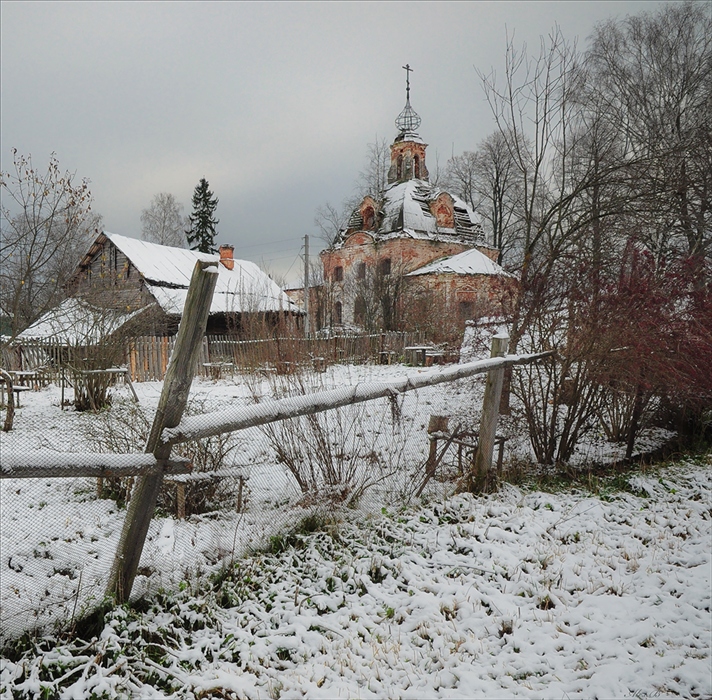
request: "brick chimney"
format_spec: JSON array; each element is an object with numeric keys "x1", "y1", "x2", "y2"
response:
[{"x1": 219, "y1": 244, "x2": 235, "y2": 270}]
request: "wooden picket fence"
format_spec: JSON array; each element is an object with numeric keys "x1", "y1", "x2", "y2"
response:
[{"x1": 2, "y1": 331, "x2": 427, "y2": 383}]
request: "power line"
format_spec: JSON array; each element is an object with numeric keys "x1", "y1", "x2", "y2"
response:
[
  {"x1": 250, "y1": 252, "x2": 301, "y2": 264},
  {"x1": 233, "y1": 236, "x2": 299, "y2": 252}
]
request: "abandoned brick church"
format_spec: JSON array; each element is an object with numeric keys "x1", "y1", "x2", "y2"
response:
[{"x1": 318, "y1": 70, "x2": 516, "y2": 339}]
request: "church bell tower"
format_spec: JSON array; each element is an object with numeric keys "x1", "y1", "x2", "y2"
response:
[{"x1": 387, "y1": 64, "x2": 429, "y2": 184}]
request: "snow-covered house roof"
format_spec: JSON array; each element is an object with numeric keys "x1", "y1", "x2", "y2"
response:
[
  {"x1": 15, "y1": 297, "x2": 149, "y2": 344},
  {"x1": 87, "y1": 233, "x2": 301, "y2": 316},
  {"x1": 341, "y1": 179, "x2": 485, "y2": 248},
  {"x1": 407, "y1": 247, "x2": 516, "y2": 278}
]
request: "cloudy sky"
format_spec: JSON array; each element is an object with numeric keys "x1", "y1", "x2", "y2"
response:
[{"x1": 2, "y1": 1, "x2": 667, "y2": 284}]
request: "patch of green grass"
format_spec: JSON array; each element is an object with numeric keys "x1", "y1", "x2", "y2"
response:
[{"x1": 265, "y1": 512, "x2": 338, "y2": 555}]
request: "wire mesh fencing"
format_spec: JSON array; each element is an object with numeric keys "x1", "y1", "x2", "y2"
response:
[{"x1": 0, "y1": 355, "x2": 517, "y2": 644}]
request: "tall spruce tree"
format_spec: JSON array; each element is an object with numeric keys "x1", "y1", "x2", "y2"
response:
[{"x1": 186, "y1": 178, "x2": 219, "y2": 253}]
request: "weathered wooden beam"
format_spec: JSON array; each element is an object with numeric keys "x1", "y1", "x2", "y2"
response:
[
  {"x1": 106, "y1": 259, "x2": 218, "y2": 604},
  {"x1": 0, "y1": 453, "x2": 191, "y2": 479},
  {"x1": 163, "y1": 351, "x2": 553, "y2": 445}
]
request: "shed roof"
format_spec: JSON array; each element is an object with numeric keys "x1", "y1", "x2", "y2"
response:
[{"x1": 15, "y1": 297, "x2": 148, "y2": 344}]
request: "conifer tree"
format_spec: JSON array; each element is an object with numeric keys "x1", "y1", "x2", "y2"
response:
[{"x1": 186, "y1": 178, "x2": 219, "y2": 253}]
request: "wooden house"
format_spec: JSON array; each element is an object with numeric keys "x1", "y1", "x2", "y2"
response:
[{"x1": 66, "y1": 232, "x2": 301, "y2": 336}]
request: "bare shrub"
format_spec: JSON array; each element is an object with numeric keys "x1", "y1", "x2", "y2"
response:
[
  {"x1": 253, "y1": 371, "x2": 415, "y2": 506},
  {"x1": 82, "y1": 396, "x2": 241, "y2": 515},
  {"x1": 597, "y1": 384, "x2": 656, "y2": 444}
]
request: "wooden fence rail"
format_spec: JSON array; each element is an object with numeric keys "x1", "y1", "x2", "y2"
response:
[
  {"x1": 163, "y1": 349, "x2": 553, "y2": 446},
  {"x1": 0, "y1": 453, "x2": 191, "y2": 479}
]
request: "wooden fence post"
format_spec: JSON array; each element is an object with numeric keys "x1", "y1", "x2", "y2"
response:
[
  {"x1": 106, "y1": 260, "x2": 218, "y2": 604},
  {"x1": 0, "y1": 368, "x2": 15, "y2": 432},
  {"x1": 470, "y1": 333, "x2": 509, "y2": 492}
]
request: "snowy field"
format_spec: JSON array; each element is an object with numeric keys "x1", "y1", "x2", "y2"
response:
[
  {"x1": 1, "y1": 365, "x2": 710, "y2": 698},
  {"x1": 1, "y1": 457, "x2": 710, "y2": 698}
]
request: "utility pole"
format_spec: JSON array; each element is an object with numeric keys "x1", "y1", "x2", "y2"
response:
[{"x1": 304, "y1": 234, "x2": 310, "y2": 337}]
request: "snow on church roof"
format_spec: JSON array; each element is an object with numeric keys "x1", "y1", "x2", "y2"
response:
[
  {"x1": 105, "y1": 233, "x2": 300, "y2": 315},
  {"x1": 341, "y1": 180, "x2": 485, "y2": 247},
  {"x1": 407, "y1": 247, "x2": 516, "y2": 278}
]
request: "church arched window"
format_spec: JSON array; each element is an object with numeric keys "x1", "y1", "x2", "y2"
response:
[
  {"x1": 363, "y1": 206, "x2": 375, "y2": 230},
  {"x1": 354, "y1": 296, "x2": 366, "y2": 326}
]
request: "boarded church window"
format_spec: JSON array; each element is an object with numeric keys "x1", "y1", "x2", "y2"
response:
[
  {"x1": 334, "y1": 266, "x2": 343, "y2": 282},
  {"x1": 334, "y1": 301, "x2": 342, "y2": 325},
  {"x1": 397, "y1": 154, "x2": 403, "y2": 180},
  {"x1": 459, "y1": 301, "x2": 474, "y2": 322},
  {"x1": 414, "y1": 155, "x2": 420, "y2": 178},
  {"x1": 357, "y1": 262, "x2": 366, "y2": 279},
  {"x1": 379, "y1": 258, "x2": 391, "y2": 276}
]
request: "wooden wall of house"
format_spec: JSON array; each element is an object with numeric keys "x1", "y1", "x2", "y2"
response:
[{"x1": 70, "y1": 239, "x2": 153, "y2": 312}]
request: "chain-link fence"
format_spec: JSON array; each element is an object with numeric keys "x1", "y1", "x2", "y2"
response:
[{"x1": 1, "y1": 334, "x2": 545, "y2": 645}]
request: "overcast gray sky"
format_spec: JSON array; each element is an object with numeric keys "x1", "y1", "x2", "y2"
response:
[{"x1": 1, "y1": 1, "x2": 669, "y2": 284}]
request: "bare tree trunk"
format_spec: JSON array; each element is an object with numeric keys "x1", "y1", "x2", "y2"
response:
[{"x1": 625, "y1": 384, "x2": 644, "y2": 461}]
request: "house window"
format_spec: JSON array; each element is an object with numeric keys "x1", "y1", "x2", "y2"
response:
[
  {"x1": 357, "y1": 262, "x2": 366, "y2": 279},
  {"x1": 334, "y1": 301, "x2": 342, "y2": 325},
  {"x1": 379, "y1": 258, "x2": 391, "y2": 276},
  {"x1": 334, "y1": 266, "x2": 343, "y2": 282}
]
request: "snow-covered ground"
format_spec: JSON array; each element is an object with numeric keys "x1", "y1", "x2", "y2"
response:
[
  {"x1": 1, "y1": 458, "x2": 710, "y2": 698},
  {"x1": 1, "y1": 365, "x2": 710, "y2": 697},
  {"x1": 0, "y1": 365, "x2": 478, "y2": 640}
]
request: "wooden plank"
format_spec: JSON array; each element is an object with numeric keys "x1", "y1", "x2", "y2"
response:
[
  {"x1": 471, "y1": 333, "x2": 509, "y2": 491},
  {"x1": 165, "y1": 350, "x2": 553, "y2": 445},
  {"x1": 1, "y1": 453, "x2": 191, "y2": 479}
]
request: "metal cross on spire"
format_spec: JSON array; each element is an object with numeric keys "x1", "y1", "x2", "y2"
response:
[
  {"x1": 395, "y1": 63, "x2": 421, "y2": 133},
  {"x1": 403, "y1": 63, "x2": 413, "y2": 99}
]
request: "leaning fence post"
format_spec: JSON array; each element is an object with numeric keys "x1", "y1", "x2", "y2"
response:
[
  {"x1": 106, "y1": 260, "x2": 218, "y2": 604},
  {"x1": 470, "y1": 332, "x2": 509, "y2": 492}
]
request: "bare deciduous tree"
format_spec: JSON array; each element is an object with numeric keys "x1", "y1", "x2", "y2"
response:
[
  {"x1": 314, "y1": 137, "x2": 392, "y2": 250},
  {"x1": 140, "y1": 193, "x2": 187, "y2": 248},
  {"x1": 0, "y1": 151, "x2": 102, "y2": 337},
  {"x1": 357, "y1": 137, "x2": 390, "y2": 206},
  {"x1": 443, "y1": 132, "x2": 523, "y2": 265},
  {"x1": 587, "y1": 2, "x2": 712, "y2": 273},
  {"x1": 314, "y1": 203, "x2": 347, "y2": 249}
]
